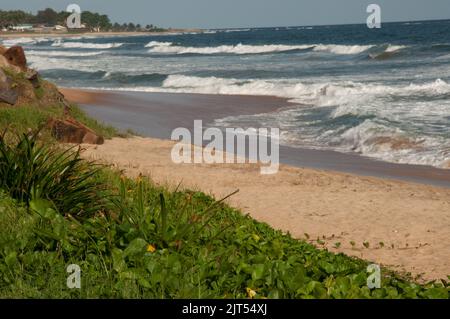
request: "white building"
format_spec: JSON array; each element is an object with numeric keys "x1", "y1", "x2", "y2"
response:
[
  {"x1": 54, "y1": 25, "x2": 67, "y2": 31},
  {"x1": 10, "y1": 24, "x2": 33, "y2": 31}
]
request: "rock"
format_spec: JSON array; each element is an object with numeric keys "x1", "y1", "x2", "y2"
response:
[
  {"x1": 48, "y1": 117, "x2": 104, "y2": 145},
  {"x1": 25, "y1": 69, "x2": 40, "y2": 88},
  {"x1": 0, "y1": 68, "x2": 19, "y2": 105},
  {"x1": 3, "y1": 46, "x2": 27, "y2": 71},
  {"x1": 0, "y1": 55, "x2": 21, "y2": 73},
  {"x1": 0, "y1": 45, "x2": 7, "y2": 55}
]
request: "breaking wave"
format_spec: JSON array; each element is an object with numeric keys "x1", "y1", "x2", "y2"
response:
[
  {"x1": 51, "y1": 40, "x2": 124, "y2": 49},
  {"x1": 148, "y1": 43, "x2": 313, "y2": 55},
  {"x1": 147, "y1": 43, "x2": 375, "y2": 55},
  {"x1": 27, "y1": 50, "x2": 106, "y2": 57},
  {"x1": 312, "y1": 44, "x2": 374, "y2": 55},
  {"x1": 142, "y1": 75, "x2": 450, "y2": 103},
  {"x1": 145, "y1": 41, "x2": 173, "y2": 48},
  {"x1": 2, "y1": 37, "x2": 51, "y2": 46}
]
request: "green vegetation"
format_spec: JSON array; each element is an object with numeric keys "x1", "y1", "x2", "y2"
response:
[
  {"x1": 0, "y1": 133, "x2": 106, "y2": 216},
  {"x1": 0, "y1": 104, "x2": 118, "y2": 139},
  {"x1": 0, "y1": 133, "x2": 448, "y2": 299},
  {"x1": 0, "y1": 8, "x2": 166, "y2": 33}
]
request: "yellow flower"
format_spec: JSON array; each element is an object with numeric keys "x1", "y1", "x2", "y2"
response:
[
  {"x1": 146, "y1": 244, "x2": 156, "y2": 253},
  {"x1": 246, "y1": 287, "x2": 257, "y2": 299}
]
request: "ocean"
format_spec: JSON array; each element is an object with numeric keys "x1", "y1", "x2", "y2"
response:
[{"x1": 4, "y1": 20, "x2": 450, "y2": 168}]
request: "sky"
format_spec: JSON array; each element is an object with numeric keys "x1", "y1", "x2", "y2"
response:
[{"x1": 0, "y1": 0, "x2": 449, "y2": 29}]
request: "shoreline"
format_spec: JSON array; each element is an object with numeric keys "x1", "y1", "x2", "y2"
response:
[{"x1": 61, "y1": 87, "x2": 450, "y2": 188}]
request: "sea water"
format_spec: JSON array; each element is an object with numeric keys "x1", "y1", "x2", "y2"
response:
[{"x1": 5, "y1": 20, "x2": 450, "y2": 168}]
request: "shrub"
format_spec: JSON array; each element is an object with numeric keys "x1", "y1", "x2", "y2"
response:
[{"x1": 0, "y1": 131, "x2": 106, "y2": 217}]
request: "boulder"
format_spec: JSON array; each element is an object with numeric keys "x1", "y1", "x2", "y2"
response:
[
  {"x1": 3, "y1": 46, "x2": 27, "y2": 71},
  {"x1": 0, "y1": 55, "x2": 21, "y2": 73},
  {"x1": 0, "y1": 68, "x2": 19, "y2": 105},
  {"x1": 48, "y1": 117, "x2": 104, "y2": 145},
  {"x1": 0, "y1": 45, "x2": 7, "y2": 55}
]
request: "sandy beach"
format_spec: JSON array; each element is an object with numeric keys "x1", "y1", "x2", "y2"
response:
[
  {"x1": 64, "y1": 88, "x2": 450, "y2": 281},
  {"x1": 82, "y1": 136, "x2": 450, "y2": 282}
]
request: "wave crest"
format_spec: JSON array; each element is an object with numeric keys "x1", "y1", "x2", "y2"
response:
[
  {"x1": 148, "y1": 43, "x2": 314, "y2": 55},
  {"x1": 51, "y1": 40, "x2": 123, "y2": 49}
]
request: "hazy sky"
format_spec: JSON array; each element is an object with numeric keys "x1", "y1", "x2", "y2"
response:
[{"x1": 1, "y1": 0, "x2": 449, "y2": 29}]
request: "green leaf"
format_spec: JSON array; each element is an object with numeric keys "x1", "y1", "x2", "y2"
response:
[
  {"x1": 268, "y1": 289, "x2": 281, "y2": 299},
  {"x1": 5, "y1": 252, "x2": 18, "y2": 268},
  {"x1": 251, "y1": 264, "x2": 265, "y2": 281},
  {"x1": 30, "y1": 198, "x2": 56, "y2": 217},
  {"x1": 124, "y1": 238, "x2": 148, "y2": 258},
  {"x1": 112, "y1": 248, "x2": 126, "y2": 273}
]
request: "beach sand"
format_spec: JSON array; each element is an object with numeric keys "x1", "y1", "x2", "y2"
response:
[
  {"x1": 82, "y1": 136, "x2": 450, "y2": 282},
  {"x1": 64, "y1": 88, "x2": 450, "y2": 281}
]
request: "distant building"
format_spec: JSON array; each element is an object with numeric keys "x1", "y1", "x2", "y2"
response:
[
  {"x1": 10, "y1": 24, "x2": 33, "y2": 32},
  {"x1": 54, "y1": 25, "x2": 67, "y2": 31}
]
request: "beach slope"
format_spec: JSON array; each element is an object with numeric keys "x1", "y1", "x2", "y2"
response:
[{"x1": 82, "y1": 136, "x2": 450, "y2": 282}]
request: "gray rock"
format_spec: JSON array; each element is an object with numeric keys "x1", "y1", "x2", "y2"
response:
[{"x1": 25, "y1": 68, "x2": 40, "y2": 89}]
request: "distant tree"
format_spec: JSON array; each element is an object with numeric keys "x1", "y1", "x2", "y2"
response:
[
  {"x1": 0, "y1": 8, "x2": 157, "y2": 33},
  {"x1": 0, "y1": 10, "x2": 34, "y2": 27},
  {"x1": 127, "y1": 23, "x2": 135, "y2": 31},
  {"x1": 81, "y1": 11, "x2": 112, "y2": 31},
  {"x1": 56, "y1": 11, "x2": 70, "y2": 26},
  {"x1": 112, "y1": 22, "x2": 121, "y2": 31},
  {"x1": 36, "y1": 8, "x2": 58, "y2": 25}
]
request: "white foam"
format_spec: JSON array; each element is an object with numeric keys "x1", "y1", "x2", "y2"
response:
[
  {"x1": 51, "y1": 40, "x2": 123, "y2": 49},
  {"x1": 147, "y1": 42, "x2": 376, "y2": 55},
  {"x1": 148, "y1": 43, "x2": 314, "y2": 55},
  {"x1": 223, "y1": 28, "x2": 251, "y2": 33},
  {"x1": 385, "y1": 45, "x2": 407, "y2": 52},
  {"x1": 312, "y1": 44, "x2": 374, "y2": 55},
  {"x1": 27, "y1": 50, "x2": 106, "y2": 57},
  {"x1": 2, "y1": 37, "x2": 51, "y2": 46},
  {"x1": 337, "y1": 120, "x2": 449, "y2": 167},
  {"x1": 145, "y1": 41, "x2": 173, "y2": 48},
  {"x1": 90, "y1": 75, "x2": 450, "y2": 106}
]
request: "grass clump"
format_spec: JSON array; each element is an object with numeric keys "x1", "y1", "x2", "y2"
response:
[
  {"x1": 0, "y1": 132, "x2": 107, "y2": 217},
  {"x1": 0, "y1": 130, "x2": 448, "y2": 299}
]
